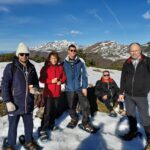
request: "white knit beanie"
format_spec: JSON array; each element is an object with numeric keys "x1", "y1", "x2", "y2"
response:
[{"x1": 16, "y1": 42, "x2": 30, "y2": 57}]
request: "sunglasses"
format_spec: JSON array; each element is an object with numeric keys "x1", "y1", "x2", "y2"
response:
[
  {"x1": 19, "y1": 53, "x2": 29, "y2": 57},
  {"x1": 104, "y1": 74, "x2": 110, "y2": 77},
  {"x1": 70, "y1": 49, "x2": 77, "y2": 52}
]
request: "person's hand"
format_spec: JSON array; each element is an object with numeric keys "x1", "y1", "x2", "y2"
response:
[
  {"x1": 102, "y1": 95, "x2": 108, "y2": 100},
  {"x1": 29, "y1": 85, "x2": 39, "y2": 94},
  {"x1": 57, "y1": 81, "x2": 61, "y2": 85},
  {"x1": 118, "y1": 94, "x2": 124, "y2": 102},
  {"x1": 6, "y1": 102, "x2": 16, "y2": 112},
  {"x1": 52, "y1": 78, "x2": 58, "y2": 83},
  {"x1": 82, "y1": 89, "x2": 87, "y2": 96}
]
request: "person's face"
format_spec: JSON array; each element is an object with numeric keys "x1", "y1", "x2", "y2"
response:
[
  {"x1": 68, "y1": 47, "x2": 77, "y2": 59},
  {"x1": 50, "y1": 55, "x2": 58, "y2": 65},
  {"x1": 18, "y1": 53, "x2": 29, "y2": 63},
  {"x1": 129, "y1": 44, "x2": 141, "y2": 59},
  {"x1": 103, "y1": 72, "x2": 110, "y2": 79}
]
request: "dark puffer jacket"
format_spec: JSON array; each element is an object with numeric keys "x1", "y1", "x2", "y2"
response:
[
  {"x1": 120, "y1": 54, "x2": 150, "y2": 97},
  {"x1": 2, "y1": 57, "x2": 39, "y2": 115},
  {"x1": 95, "y1": 77, "x2": 119, "y2": 100}
]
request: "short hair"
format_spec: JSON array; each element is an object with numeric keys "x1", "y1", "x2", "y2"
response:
[
  {"x1": 68, "y1": 44, "x2": 77, "y2": 50},
  {"x1": 129, "y1": 42, "x2": 142, "y2": 52},
  {"x1": 103, "y1": 70, "x2": 110, "y2": 75}
]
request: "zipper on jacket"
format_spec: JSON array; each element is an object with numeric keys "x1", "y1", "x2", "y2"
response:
[
  {"x1": 131, "y1": 66, "x2": 137, "y2": 97},
  {"x1": 54, "y1": 66, "x2": 56, "y2": 93}
]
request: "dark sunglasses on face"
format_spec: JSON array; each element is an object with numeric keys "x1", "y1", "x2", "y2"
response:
[
  {"x1": 104, "y1": 74, "x2": 110, "y2": 77},
  {"x1": 70, "y1": 49, "x2": 77, "y2": 52},
  {"x1": 19, "y1": 53, "x2": 29, "y2": 57}
]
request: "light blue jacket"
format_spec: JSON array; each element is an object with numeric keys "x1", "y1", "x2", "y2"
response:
[{"x1": 63, "y1": 56, "x2": 88, "y2": 91}]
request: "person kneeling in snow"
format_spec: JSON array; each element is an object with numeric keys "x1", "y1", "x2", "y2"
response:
[
  {"x1": 95, "y1": 70, "x2": 125, "y2": 117},
  {"x1": 2, "y1": 43, "x2": 39, "y2": 150}
]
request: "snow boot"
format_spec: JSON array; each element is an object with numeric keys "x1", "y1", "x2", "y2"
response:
[
  {"x1": 109, "y1": 110, "x2": 117, "y2": 117},
  {"x1": 78, "y1": 123, "x2": 99, "y2": 133},
  {"x1": 24, "y1": 141, "x2": 43, "y2": 150},
  {"x1": 4, "y1": 146, "x2": 14, "y2": 150},
  {"x1": 121, "y1": 131, "x2": 139, "y2": 141},
  {"x1": 39, "y1": 131, "x2": 49, "y2": 142},
  {"x1": 67, "y1": 119, "x2": 78, "y2": 129}
]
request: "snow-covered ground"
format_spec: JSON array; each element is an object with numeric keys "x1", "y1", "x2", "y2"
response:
[{"x1": 0, "y1": 61, "x2": 147, "y2": 150}]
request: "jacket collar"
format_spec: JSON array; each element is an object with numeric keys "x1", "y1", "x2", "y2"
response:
[
  {"x1": 100, "y1": 77, "x2": 114, "y2": 83},
  {"x1": 127, "y1": 54, "x2": 144, "y2": 63}
]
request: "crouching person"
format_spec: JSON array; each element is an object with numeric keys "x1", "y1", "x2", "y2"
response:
[
  {"x1": 38, "y1": 51, "x2": 66, "y2": 142},
  {"x1": 2, "y1": 43, "x2": 39, "y2": 150},
  {"x1": 95, "y1": 70, "x2": 125, "y2": 117}
]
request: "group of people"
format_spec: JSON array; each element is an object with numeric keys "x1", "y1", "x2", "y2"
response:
[{"x1": 2, "y1": 42, "x2": 150, "y2": 150}]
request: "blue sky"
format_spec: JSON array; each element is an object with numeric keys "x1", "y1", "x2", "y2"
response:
[{"x1": 0, "y1": 0, "x2": 150, "y2": 51}]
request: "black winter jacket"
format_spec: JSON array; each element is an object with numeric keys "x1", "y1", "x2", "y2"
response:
[
  {"x1": 120, "y1": 54, "x2": 150, "y2": 97},
  {"x1": 95, "y1": 77, "x2": 119, "y2": 100},
  {"x1": 2, "y1": 57, "x2": 39, "y2": 115}
]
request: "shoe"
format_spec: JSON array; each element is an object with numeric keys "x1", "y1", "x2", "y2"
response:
[
  {"x1": 67, "y1": 119, "x2": 78, "y2": 128},
  {"x1": 39, "y1": 131, "x2": 49, "y2": 142},
  {"x1": 118, "y1": 109, "x2": 127, "y2": 116},
  {"x1": 4, "y1": 146, "x2": 14, "y2": 150},
  {"x1": 145, "y1": 143, "x2": 150, "y2": 150},
  {"x1": 82, "y1": 123, "x2": 95, "y2": 133},
  {"x1": 25, "y1": 141, "x2": 42, "y2": 150},
  {"x1": 109, "y1": 111, "x2": 117, "y2": 117},
  {"x1": 122, "y1": 131, "x2": 138, "y2": 141}
]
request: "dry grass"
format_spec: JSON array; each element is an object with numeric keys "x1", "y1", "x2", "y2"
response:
[{"x1": 0, "y1": 101, "x2": 7, "y2": 116}]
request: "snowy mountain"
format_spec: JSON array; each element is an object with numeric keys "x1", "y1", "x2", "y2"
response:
[
  {"x1": 30, "y1": 40, "x2": 77, "y2": 52},
  {"x1": 84, "y1": 41, "x2": 129, "y2": 61},
  {"x1": 0, "y1": 61, "x2": 148, "y2": 150}
]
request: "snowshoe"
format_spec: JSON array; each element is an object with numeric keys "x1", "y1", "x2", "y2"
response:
[
  {"x1": 67, "y1": 119, "x2": 78, "y2": 129},
  {"x1": 119, "y1": 131, "x2": 142, "y2": 141},
  {"x1": 39, "y1": 131, "x2": 49, "y2": 142},
  {"x1": 18, "y1": 135, "x2": 43, "y2": 150},
  {"x1": 78, "y1": 123, "x2": 100, "y2": 133}
]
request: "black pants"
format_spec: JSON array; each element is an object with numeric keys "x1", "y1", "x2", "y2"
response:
[
  {"x1": 66, "y1": 91, "x2": 90, "y2": 125},
  {"x1": 100, "y1": 98, "x2": 124, "y2": 112},
  {"x1": 41, "y1": 97, "x2": 59, "y2": 131},
  {"x1": 125, "y1": 94, "x2": 150, "y2": 132},
  {"x1": 8, "y1": 113, "x2": 33, "y2": 146}
]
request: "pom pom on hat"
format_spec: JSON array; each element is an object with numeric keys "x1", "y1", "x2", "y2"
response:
[{"x1": 16, "y1": 42, "x2": 29, "y2": 57}]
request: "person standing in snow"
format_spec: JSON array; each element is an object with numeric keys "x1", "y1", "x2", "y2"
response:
[
  {"x1": 63, "y1": 44, "x2": 96, "y2": 132},
  {"x1": 119, "y1": 43, "x2": 150, "y2": 150},
  {"x1": 95, "y1": 70, "x2": 125, "y2": 117},
  {"x1": 2, "y1": 43, "x2": 39, "y2": 150},
  {"x1": 38, "y1": 51, "x2": 66, "y2": 141}
]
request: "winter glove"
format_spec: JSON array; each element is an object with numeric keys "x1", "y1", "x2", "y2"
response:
[{"x1": 6, "y1": 102, "x2": 16, "y2": 112}]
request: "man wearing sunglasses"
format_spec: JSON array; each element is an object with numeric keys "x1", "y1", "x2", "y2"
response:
[
  {"x1": 2, "y1": 42, "x2": 39, "y2": 150},
  {"x1": 119, "y1": 43, "x2": 150, "y2": 150},
  {"x1": 63, "y1": 44, "x2": 96, "y2": 133},
  {"x1": 95, "y1": 70, "x2": 125, "y2": 117}
]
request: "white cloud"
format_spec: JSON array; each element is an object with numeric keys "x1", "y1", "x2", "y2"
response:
[
  {"x1": 69, "y1": 30, "x2": 82, "y2": 36},
  {"x1": 65, "y1": 15, "x2": 78, "y2": 22},
  {"x1": 56, "y1": 33, "x2": 64, "y2": 37},
  {"x1": 102, "y1": 0, "x2": 125, "y2": 32},
  {"x1": 89, "y1": 9, "x2": 103, "y2": 23},
  {"x1": 147, "y1": 0, "x2": 150, "y2": 4},
  {"x1": 0, "y1": 0, "x2": 60, "y2": 4},
  {"x1": 0, "y1": 6, "x2": 10, "y2": 12},
  {"x1": 142, "y1": 10, "x2": 150, "y2": 19}
]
